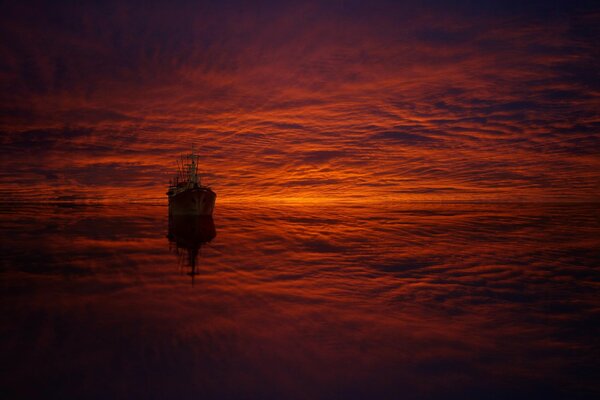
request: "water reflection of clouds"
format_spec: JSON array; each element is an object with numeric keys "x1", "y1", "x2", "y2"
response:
[{"x1": 0, "y1": 203, "x2": 598, "y2": 398}]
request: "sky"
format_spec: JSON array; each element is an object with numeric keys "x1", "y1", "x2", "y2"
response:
[{"x1": 1, "y1": 0, "x2": 599, "y2": 203}]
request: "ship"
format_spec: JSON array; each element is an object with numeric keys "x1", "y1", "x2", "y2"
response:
[{"x1": 167, "y1": 150, "x2": 216, "y2": 216}]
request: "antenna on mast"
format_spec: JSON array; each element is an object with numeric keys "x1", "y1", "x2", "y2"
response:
[{"x1": 176, "y1": 158, "x2": 182, "y2": 183}]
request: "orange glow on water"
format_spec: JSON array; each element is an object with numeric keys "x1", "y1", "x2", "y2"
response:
[{"x1": 1, "y1": 202, "x2": 598, "y2": 397}]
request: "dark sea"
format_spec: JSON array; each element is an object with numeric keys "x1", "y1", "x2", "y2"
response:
[{"x1": 1, "y1": 203, "x2": 599, "y2": 399}]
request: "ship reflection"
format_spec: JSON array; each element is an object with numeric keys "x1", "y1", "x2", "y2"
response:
[{"x1": 167, "y1": 215, "x2": 217, "y2": 284}]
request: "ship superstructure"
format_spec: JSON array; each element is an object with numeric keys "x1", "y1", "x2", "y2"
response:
[{"x1": 167, "y1": 150, "x2": 216, "y2": 216}]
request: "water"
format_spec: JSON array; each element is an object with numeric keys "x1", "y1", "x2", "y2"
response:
[{"x1": 1, "y1": 203, "x2": 598, "y2": 399}]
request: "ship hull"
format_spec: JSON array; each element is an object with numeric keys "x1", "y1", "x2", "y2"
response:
[{"x1": 168, "y1": 188, "x2": 216, "y2": 216}]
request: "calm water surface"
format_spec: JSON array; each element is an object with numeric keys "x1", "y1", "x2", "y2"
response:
[{"x1": 1, "y1": 203, "x2": 599, "y2": 399}]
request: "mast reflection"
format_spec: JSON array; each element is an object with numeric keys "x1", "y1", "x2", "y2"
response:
[{"x1": 167, "y1": 215, "x2": 216, "y2": 284}]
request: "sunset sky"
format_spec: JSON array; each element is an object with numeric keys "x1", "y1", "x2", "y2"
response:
[{"x1": 1, "y1": 0, "x2": 598, "y2": 203}]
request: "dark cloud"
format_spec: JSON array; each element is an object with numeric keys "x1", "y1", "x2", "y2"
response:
[
  {"x1": 301, "y1": 150, "x2": 347, "y2": 163},
  {"x1": 371, "y1": 131, "x2": 441, "y2": 145}
]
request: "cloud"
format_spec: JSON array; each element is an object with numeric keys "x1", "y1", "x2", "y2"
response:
[
  {"x1": 370, "y1": 131, "x2": 442, "y2": 145},
  {"x1": 0, "y1": 0, "x2": 598, "y2": 202}
]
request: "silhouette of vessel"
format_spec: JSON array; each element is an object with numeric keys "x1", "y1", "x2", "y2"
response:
[
  {"x1": 167, "y1": 214, "x2": 216, "y2": 283},
  {"x1": 167, "y1": 150, "x2": 216, "y2": 216}
]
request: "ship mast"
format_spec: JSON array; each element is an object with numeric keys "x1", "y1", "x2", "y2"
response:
[
  {"x1": 189, "y1": 151, "x2": 198, "y2": 184},
  {"x1": 170, "y1": 147, "x2": 202, "y2": 188}
]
